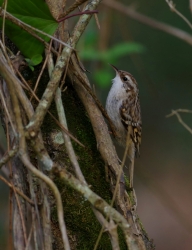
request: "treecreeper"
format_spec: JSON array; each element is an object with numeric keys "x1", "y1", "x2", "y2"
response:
[{"x1": 106, "y1": 64, "x2": 142, "y2": 188}]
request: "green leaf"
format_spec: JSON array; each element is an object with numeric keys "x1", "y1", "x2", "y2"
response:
[
  {"x1": 79, "y1": 42, "x2": 145, "y2": 62},
  {"x1": 79, "y1": 50, "x2": 104, "y2": 60},
  {"x1": 25, "y1": 54, "x2": 42, "y2": 70},
  {"x1": 0, "y1": 0, "x2": 58, "y2": 61},
  {"x1": 30, "y1": 54, "x2": 43, "y2": 66},
  {"x1": 29, "y1": 65, "x2": 34, "y2": 71},
  {"x1": 105, "y1": 42, "x2": 145, "y2": 60}
]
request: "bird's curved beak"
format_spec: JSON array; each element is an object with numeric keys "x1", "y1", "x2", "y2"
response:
[{"x1": 109, "y1": 64, "x2": 119, "y2": 73}]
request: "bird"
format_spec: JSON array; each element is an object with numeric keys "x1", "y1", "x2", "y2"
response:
[{"x1": 105, "y1": 64, "x2": 142, "y2": 188}]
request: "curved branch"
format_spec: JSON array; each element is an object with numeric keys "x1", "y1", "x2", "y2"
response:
[{"x1": 103, "y1": 0, "x2": 192, "y2": 46}]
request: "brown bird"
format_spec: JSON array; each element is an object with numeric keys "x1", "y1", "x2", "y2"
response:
[{"x1": 106, "y1": 65, "x2": 142, "y2": 188}]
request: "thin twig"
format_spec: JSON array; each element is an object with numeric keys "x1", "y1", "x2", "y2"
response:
[
  {"x1": 1, "y1": 0, "x2": 7, "y2": 49},
  {"x1": 59, "y1": 0, "x2": 88, "y2": 19},
  {"x1": 0, "y1": 84, "x2": 17, "y2": 136},
  {"x1": 166, "y1": 109, "x2": 192, "y2": 115},
  {"x1": 0, "y1": 175, "x2": 34, "y2": 205},
  {"x1": 14, "y1": 187, "x2": 28, "y2": 246},
  {"x1": 30, "y1": 40, "x2": 53, "y2": 102},
  {"x1": 1, "y1": 0, "x2": 13, "y2": 66},
  {"x1": 166, "y1": 109, "x2": 192, "y2": 134},
  {"x1": 0, "y1": 38, "x2": 13, "y2": 69},
  {"x1": 165, "y1": 0, "x2": 192, "y2": 30},
  {"x1": 94, "y1": 13, "x2": 101, "y2": 29},
  {"x1": 9, "y1": 187, "x2": 13, "y2": 250},
  {"x1": 25, "y1": 219, "x2": 34, "y2": 250},
  {"x1": 58, "y1": 10, "x2": 98, "y2": 22}
]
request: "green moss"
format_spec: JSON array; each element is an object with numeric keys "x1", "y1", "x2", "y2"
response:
[
  {"x1": 62, "y1": 84, "x2": 111, "y2": 199},
  {"x1": 37, "y1": 74, "x2": 126, "y2": 249},
  {"x1": 59, "y1": 84, "x2": 114, "y2": 249}
]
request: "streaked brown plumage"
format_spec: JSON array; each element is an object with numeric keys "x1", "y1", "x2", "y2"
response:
[{"x1": 106, "y1": 65, "x2": 142, "y2": 187}]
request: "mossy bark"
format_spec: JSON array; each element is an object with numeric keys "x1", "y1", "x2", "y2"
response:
[{"x1": 35, "y1": 77, "x2": 126, "y2": 249}]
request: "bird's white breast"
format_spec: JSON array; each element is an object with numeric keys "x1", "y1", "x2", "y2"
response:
[{"x1": 105, "y1": 74, "x2": 127, "y2": 145}]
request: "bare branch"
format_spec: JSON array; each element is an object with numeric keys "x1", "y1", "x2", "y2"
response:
[
  {"x1": 165, "y1": 0, "x2": 192, "y2": 30},
  {"x1": 103, "y1": 0, "x2": 192, "y2": 46},
  {"x1": 166, "y1": 109, "x2": 192, "y2": 134}
]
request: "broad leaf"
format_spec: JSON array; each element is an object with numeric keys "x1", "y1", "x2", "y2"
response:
[{"x1": 0, "y1": 0, "x2": 58, "y2": 61}]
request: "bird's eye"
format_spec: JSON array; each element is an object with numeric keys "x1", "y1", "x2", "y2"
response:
[{"x1": 123, "y1": 76, "x2": 128, "y2": 81}]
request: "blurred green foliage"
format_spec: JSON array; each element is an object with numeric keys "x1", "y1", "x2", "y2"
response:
[
  {"x1": 80, "y1": 42, "x2": 145, "y2": 87},
  {"x1": 78, "y1": 24, "x2": 145, "y2": 87},
  {"x1": 80, "y1": 42, "x2": 145, "y2": 61}
]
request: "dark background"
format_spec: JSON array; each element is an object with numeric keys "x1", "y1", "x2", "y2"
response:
[{"x1": 1, "y1": 0, "x2": 192, "y2": 249}]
